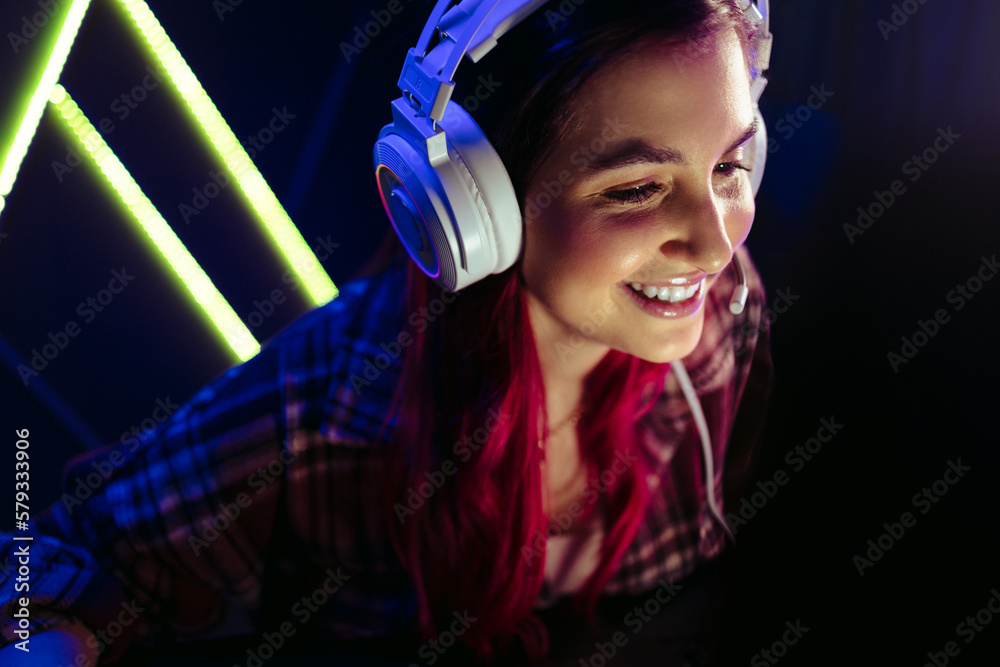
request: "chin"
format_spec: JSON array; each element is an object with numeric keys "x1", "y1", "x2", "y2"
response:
[{"x1": 615, "y1": 316, "x2": 705, "y2": 364}]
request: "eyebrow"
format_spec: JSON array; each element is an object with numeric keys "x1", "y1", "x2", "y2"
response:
[{"x1": 582, "y1": 117, "x2": 761, "y2": 173}]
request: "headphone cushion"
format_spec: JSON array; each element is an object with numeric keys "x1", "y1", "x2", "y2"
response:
[
  {"x1": 747, "y1": 107, "x2": 767, "y2": 197},
  {"x1": 438, "y1": 102, "x2": 522, "y2": 276},
  {"x1": 446, "y1": 145, "x2": 495, "y2": 267}
]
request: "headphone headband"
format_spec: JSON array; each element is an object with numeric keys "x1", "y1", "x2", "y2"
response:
[{"x1": 398, "y1": 1, "x2": 548, "y2": 121}]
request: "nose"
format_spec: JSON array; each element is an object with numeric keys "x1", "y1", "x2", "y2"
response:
[{"x1": 656, "y1": 179, "x2": 746, "y2": 274}]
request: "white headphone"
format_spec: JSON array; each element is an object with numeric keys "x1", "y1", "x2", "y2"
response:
[{"x1": 373, "y1": 0, "x2": 772, "y2": 292}]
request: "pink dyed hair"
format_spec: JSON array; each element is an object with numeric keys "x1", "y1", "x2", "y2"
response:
[
  {"x1": 382, "y1": 261, "x2": 665, "y2": 659},
  {"x1": 377, "y1": 0, "x2": 758, "y2": 659}
]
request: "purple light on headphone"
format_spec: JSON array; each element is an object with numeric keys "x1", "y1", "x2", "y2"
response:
[{"x1": 376, "y1": 164, "x2": 441, "y2": 280}]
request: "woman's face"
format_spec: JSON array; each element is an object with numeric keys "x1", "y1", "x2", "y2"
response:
[{"x1": 521, "y1": 28, "x2": 757, "y2": 364}]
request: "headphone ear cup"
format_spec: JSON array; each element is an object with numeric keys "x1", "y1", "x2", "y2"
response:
[
  {"x1": 374, "y1": 99, "x2": 521, "y2": 292},
  {"x1": 746, "y1": 107, "x2": 767, "y2": 198}
]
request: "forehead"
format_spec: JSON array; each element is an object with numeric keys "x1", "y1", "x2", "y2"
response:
[{"x1": 558, "y1": 28, "x2": 753, "y2": 155}]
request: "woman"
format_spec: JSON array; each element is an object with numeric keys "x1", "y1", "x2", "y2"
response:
[{"x1": 0, "y1": 0, "x2": 773, "y2": 664}]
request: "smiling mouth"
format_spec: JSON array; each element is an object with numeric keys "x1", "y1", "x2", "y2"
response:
[{"x1": 626, "y1": 280, "x2": 703, "y2": 303}]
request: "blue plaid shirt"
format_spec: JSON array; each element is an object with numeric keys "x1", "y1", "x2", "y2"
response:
[{"x1": 0, "y1": 247, "x2": 772, "y2": 653}]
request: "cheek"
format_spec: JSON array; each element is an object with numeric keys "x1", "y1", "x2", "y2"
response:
[
  {"x1": 724, "y1": 192, "x2": 755, "y2": 245},
  {"x1": 524, "y1": 203, "x2": 650, "y2": 288}
]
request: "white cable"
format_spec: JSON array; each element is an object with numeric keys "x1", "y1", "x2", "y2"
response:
[{"x1": 669, "y1": 360, "x2": 735, "y2": 543}]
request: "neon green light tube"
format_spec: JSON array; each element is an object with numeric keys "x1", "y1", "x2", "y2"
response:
[
  {"x1": 50, "y1": 84, "x2": 261, "y2": 363},
  {"x1": 117, "y1": 0, "x2": 338, "y2": 307},
  {"x1": 0, "y1": 0, "x2": 92, "y2": 216}
]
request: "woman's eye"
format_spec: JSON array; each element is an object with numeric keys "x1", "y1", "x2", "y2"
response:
[
  {"x1": 716, "y1": 145, "x2": 750, "y2": 176},
  {"x1": 602, "y1": 182, "x2": 665, "y2": 205},
  {"x1": 715, "y1": 159, "x2": 751, "y2": 176}
]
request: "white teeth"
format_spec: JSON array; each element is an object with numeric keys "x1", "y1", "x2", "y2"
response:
[{"x1": 630, "y1": 281, "x2": 701, "y2": 302}]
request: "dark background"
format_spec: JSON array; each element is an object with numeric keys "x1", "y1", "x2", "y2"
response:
[{"x1": 1, "y1": 0, "x2": 998, "y2": 665}]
